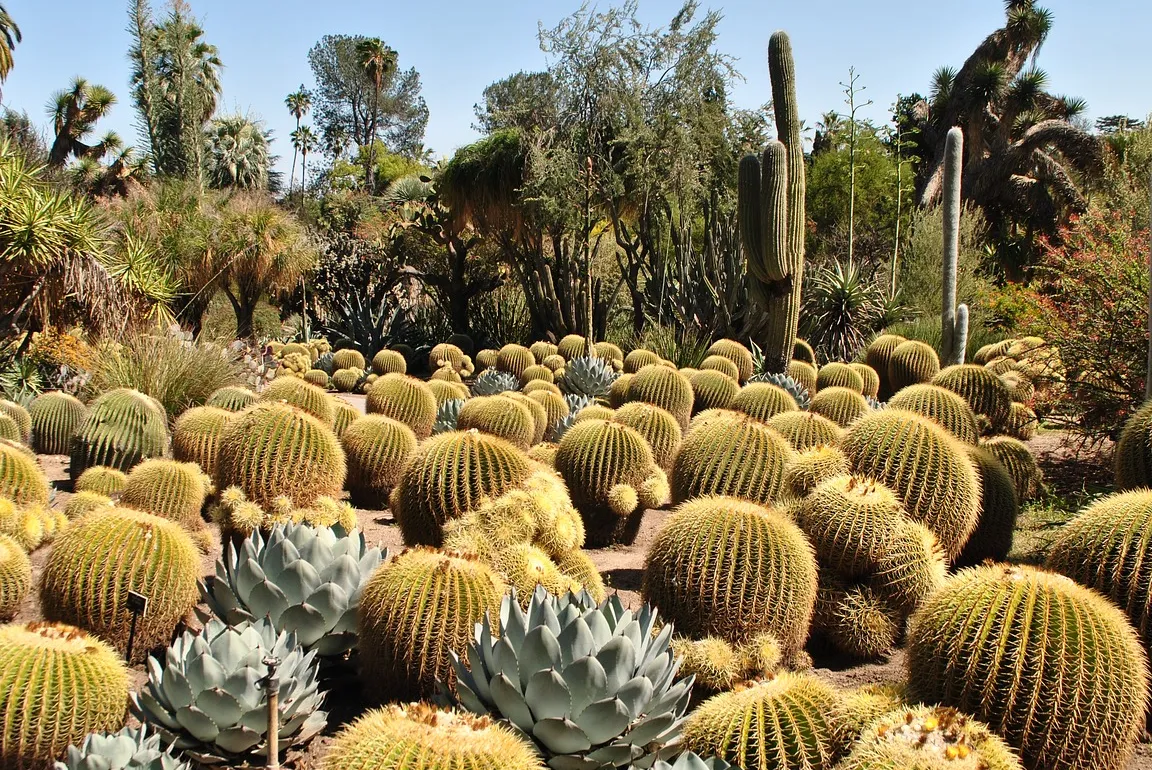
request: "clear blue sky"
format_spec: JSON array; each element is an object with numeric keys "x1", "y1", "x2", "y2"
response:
[{"x1": 2, "y1": 0, "x2": 1149, "y2": 177}]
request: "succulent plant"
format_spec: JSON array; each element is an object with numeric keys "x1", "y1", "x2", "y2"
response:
[
  {"x1": 64, "y1": 490, "x2": 114, "y2": 520},
  {"x1": 332, "y1": 348, "x2": 366, "y2": 371},
  {"x1": 825, "y1": 586, "x2": 901, "y2": 660},
  {"x1": 215, "y1": 401, "x2": 346, "y2": 512},
  {"x1": 671, "y1": 634, "x2": 782, "y2": 694},
  {"x1": 730, "y1": 382, "x2": 798, "y2": 423},
  {"x1": 0, "y1": 496, "x2": 58, "y2": 551},
  {"x1": 322, "y1": 703, "x2": 545, "y2": 770},
  {"x1": 433, "y1": 398, "x2": 465, "y2": 435},
  {"x1": 982, "y1": 436, "x2": 1042, "y2": 502},
  {"x1": 494, "y1": 344, "x2": 535, "y2": 378},
  {"x1": 705, "y1": 340, "x2": 754, "y2": 382},
  {"x1": 452, "y1": 586, "x2": 693, "y2": 770},
  {"x1": 366, "y1": 373, "x2": 439, "y2": 439},
  {"x1": 554, "y1": 419, "x2": 668, "y2": 547},
  {"x1": 0, "y1": 622, "x2": 129, "y2": 770},
  {"x1": 558, "y1": 356, "x2": 619, "y2": 400},
  {"x1": 836, "y1": 706, "x2": 1024, "y2": 770},
  {"x1": 75, "y1": 465, "x2": 128, "y2": 495},
  {"x1": 627, "y1": 365, "x2": 693, "y2": 429},
  {"x1": 342, "y1": 415, "x2": 418, "y2": 507},
  {"x1": 931, "y1": 364, "x2": 1014, "y2": 433},
  {"x1": 210, "y1": 488, "x2": 358, "y2": 541},
  {"x1": 644, "y1": 496, "x2": 817, "y2": 653},
  {"x1": 41, "y1": 506, "x2": 200, "y2": 661},
  {"x1": 201, "y1": 522, "x2": 384, "y2": 657},
  {"x1": 0, "y1": 438, "x2": 50, "y2": 505},
  {"x1": 865, "y1": 334, "x2": 906, "y2": 399},
  {"x1": 331, "y1": 368, "x2": 364, "y2": 393},
  {"x1": 131, "y1": 616, "x2": 327, "y2": 765},
  {"x1": 651, "y1": 752, "x2": 733, "y2": 770},
  {"x1": 304, "y1": 369, "x2": 330, "y2": 388},
  {"x1": 332, "y1": 398, "x2": 360, "y2": 437},
  {"x1": 0, "y1": 531, "x2": 30, "y2": 619},
  {"x1": 887, "y1": 383, "x2": 980, "y2": 445},
  {"x1": 261, "y1": 375, "x2": 336, "y2": 425},
  {"x1": 28, "y1": 391, "x2": 87, "y2": 455},
  {"x1": 391, "y1": 429, "x2": 534, "y2": 544},
  {"x1": 429, "y1": 378, "x2": 470, "y2": 405},
  {"x1": 671, "y1": 411, "x2": 792, "y2": 506},
  {"x1": 953, "y1": 445, "x2": 1019, "y2": 568},
  {"x1": 1001, "y1": 401, "x2": 1038, "y2": 440},
  {"x1": 849, "y1": 363, "x2": 881, "y2": 399},
  {"x1": 747, "y1": 371, "x2": 810, "y2": 410},
  {"x1": 171, "y1": 406, "x2": 231, "y2": 476},
  {"x1": 429, "y1": 343, "x2": 473, "y2": 375},
  {"x1": 888, "y1": 340, "x2": 941, "y2": 393},
  {"x1": 55, "y1": 726, "x2": 191, "y2": 770},
  {"x1": 699, "y1": 355, "x2": 741, "y2": 381},
  {"x1": 371, "y1": 349, "x2": 407, "y2": 375},
  {"x1": 206, "y1": 385, "x2": 258, "y2": 411},
  {"x1": 798, "y1": 475, "x2": 906, "y2": 579},
  {"x1": 119, "y1": 458, "x2": 211, "y2": 533},
  {"x1": 557, "y1": 334, "x2": 587, "y2": 360},
  {"x1": 609, "y1": 402, "x2": 681, "y2": 472},
  {"x1": 688, "y1": 370, "x2": 738, "y2": 414},
  {"x1": 458, "y1": 396, "x2": 536, "y2": 450},
  {"x1": 766, "y1": 410, "x2": 842, "y2": 450},
  {"x1": 624, "y1": 348, "x2": 661, "y2": 374},
  {"x1": 786, "y1": 359, "x2": 818, "y2": 396},
  {"x1": 531, "y1": 341, "x2": 559, "y2": 362},
  {"x1": 0, "y1": 399, "x2": 30, "y2": 442},
  {"x1": 907, "y1": 564, "x2": 1149, "y2": 770},
  {"x1": 0, "y1": 413, "x2": 19, "y2": 443},
  {"x1": 682, "y1": 674, "x2": 847, "y2": 770},
  {"x1": 810, "y1": 386, "x2": 870, "y2": 428},
  {"x1": 70, "y1": 388, "x2": 169, "y2": 479},
  {"x1": 843, "y1": 409, "x2": 980, "y2": 560},
  {"x1": 472, "y1": 369, "x2": 519, "y2": 396},
  {"x1": 359, "y1": 548, "x2": 507, "y2": 701},
  {"x1": 817, "y1": 362, "x2": 865, "y2": 393},
  {"x1": 782, "y1": 444, "x2": 851, "y2": 498}
]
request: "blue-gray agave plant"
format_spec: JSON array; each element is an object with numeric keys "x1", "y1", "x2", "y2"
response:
[
  {"x1": 451, "y1": 587, "x2": 694, "y2": 770},
  {"x1": 55, "y1": 727, "x2": 190, "y2": 770},
  {"x1": 652, "y1": 753, "x2": 732, "y2": 770},
  {"x1": 471, "y1": 369, "x2": 519, "y2": 396},
  {"x1": 130, "y1": 617, "x2": 327, "y2": 765},
  {"x1": 560, "y1": 357, "x2": 619, "y2": 399},
  {"x1": 433, "y1": 398, "x2": 465, "y2": 434},
  {"x1": 748, "y1": 371, "x2": 810, "y2": 410},
  {"x1": 199, "y1": 523, "x2": 385, "y2": 657}
]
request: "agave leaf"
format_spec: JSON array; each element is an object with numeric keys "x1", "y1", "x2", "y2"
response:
[
  {"x1": 524, "y1": 668, "x2": 572, "y2": 721},
  {"x1": 563, "y1": 655, "x2": 608, "y2": 718},
  {"x1": 174, "y1": 705, "x2": 221, "y2": 742},
  {"x1": 573, "y1": 697, "x2": 631, "y2": 745},
  {"x1": 520, "y1": 625, "x2": 562, "y2": 684},
  {"x1": 557, "y1": 615, "x2": 596, "y2": 668},
  {"x1": 615, "y1": 675, "x2": 655, "y2": 720},
  {"x1": 277, "y1": 604, "x2": 329, "y2": 648},
  {"x1": 533, "y1": 718, "x2": 592, "y2": 755},
  {"x1": 195, "y1": 689, "x2": 243, "y2": 728},
  {"x1": 595, "y1": 636, "x2": 637, "y2": 695},
  {"x1": 212, "y1": 725, "x2": 263, "y2": 756},
  {"x1": 491, "y1": 672, "x2": 535, "y2": 733}
]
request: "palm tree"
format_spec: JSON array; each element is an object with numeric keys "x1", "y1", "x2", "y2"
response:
[
  {"x1": 204, "y1": 114, "x2": 271, "y2": 190},
  {"x1": 0, "y1": 3, "x2": 20, "y2": 89},
  {"x1": 322, "y1": 123, "x2": 348, "y2": 160},
  {"x1": 47, "y1": 78, "x2": 120, "y2": 167},
  {"x1": 291, "y1": 125, "x2": 317, "y2": 197},
  {"x1": 284, "y1": 86, "x2": 311, "y2": 194},
  {"x1": 355, "y1": 38, "x2": 396, "y2": 194}
]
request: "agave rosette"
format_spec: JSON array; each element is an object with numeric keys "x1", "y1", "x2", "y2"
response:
[
  {"x1": 55, "y1": 726, "x2": 190, "y2": 770},
  {"x1": 560, "y1": 357, "x2": 619, "y2": 399}
]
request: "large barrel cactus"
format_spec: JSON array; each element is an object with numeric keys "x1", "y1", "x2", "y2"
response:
[
  {"x1": 342, "y1": 415, "x2": 418, "y2": 507},
  {"x1": 40, "y1": 506, "x2": 201, "y2": 661},
  {"x1": 842, "y1": 409, "x2": 980, "y2": 559},
  {"x1": 215, "y1": 401, "x2": 346, "y2": 511},
  {"x1": 888, "y1": 340, "x2": 940, "y2": 393},
  {"x1": 171, "y1": 405, "x2": 232, "y2": 476},
  {"x1": 74, "y1": 465, "x2": 128, "y2": 495},
  {"x1": 671, "y1": 411, "x2": 792, "y2": 506},
  {"x1": 206, "y1": 385, "x2": 257, "y2": 412},
  {"x1": 0, "y1": 622, "x2": 129, "y2": 770},
  {"x1": 29, "y1": 391, "x2": 87, "y2": 455},
  {"x1": 119, "y1": 459, "x2": 211, "y2": 532},
  {"x1": 689, "y1": 370, "x2": 739, "y2": 413},
  {"x1": 624, "y1": 348, "x2": 661, "y2": 374},
  {"x1": 0, "y1": 532, "x2": 31, "y2": 619},
  {"x1": 682, "y1": 674, "x2": 847, "y2": 770},
  {"x1": 907, "y1": 564, "x2": 1150, "y2": 770},
  {"x1": 458, "y1": 395, "x2": 535, "y2": 449},
  {"x1": 932, "y1": 364, "x2": 1013, "y2": 431},
  {"x1": 365, "y1": 374, "x2": 438, "y2": 439},
  {"x1": 810, "y1": 386, "x2": 870, "y2": 428},
  {"x1": 954, "y1": 445, "x2": 1019, "y2": 568},
  {"x1": 817, "y1": 362, "x2": 865, "y2": 393},
  {"x1": 627, "y1": 364, "x2": 694, "y2": 429},
  {"x1": 201, "y1": 522, "x2": 385, "y2": 657},
  {"x1": 261, "y1": 376, "x2": 335, "y2": 425},
  {"x1": 370, "y1": 349, "x2": 407, "y2": 376},
  {"x1": 390, "y1": 430, "x2": 533, "y2": 546},
  {"x1": 865, "y1": 333, "x2": 906, "y2": 399},
  {"x1": 554, "y1": 419, "x2": 668, "y2": 547},
  {"x1": 358, "y1": 548, "x2": 507, "y2": 701},
  {"x1": 643, "y1": 496, "x2": 817, "y2": 653},
  {"x1": 0, "y1": 438, "x2": 50, "y2": 504},
  {"x1": 131, "y1": 617, "x2": 327, "y2": 765},
  {"x1": 887, "y1": 383, "x2": 980, "y2": 444},
  {"x1": 705, "y1": 339, "x2": 754, "y2": 382},
  {"x1": 850, "y1": 363, "x2": 881, "y2": 399},
  {"x1": 798, "y1": 475, "x2": 906, "y2": 579},
  {"x1": 783, "y1": 444, "x2": 851, "y2": 498},
  {"x1": 70, "y1": 388, "x2": 169, "y2": 479},
  {"x1": 767, "y1": 410, "x2": 843, "y2": 450},
  {"x1": 1115, "y1": 399, "x2": 1152, "y2": 490},
  {"x1": 612, "y1": 401, "x2": 682, "y2": 471},
  {"x1": 453, "y1": 587, "x2": 693, "y2": 770},
  {"x1": 700, "y1": 354, "x2": 740, "y2": 381},
  {"x1": 322, "y1": 703, "x2": 544, "y2": 770},
  {"x1": 496, "y1": 344, "x2": 536, "y2": 378},
  {"x1": 731, "y1": 382, "x2": 797, "y2": 423}
]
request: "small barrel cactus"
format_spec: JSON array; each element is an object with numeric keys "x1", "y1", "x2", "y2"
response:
[
  {"x1": 787, "y1": 359, "x2": 818, "y2": 396},
  {"x1": 215, "y1": 401, "x2": 346, "y2": 511},
  {"x1": 932, "y1": 364, "x2": 1014, "y2": 431},
  {"x1": 850, "y1": 362, "x2": 881, "y2": 399},
  {"x1": 557, "y1": 334, "x2": 587, "y2": 360},
  {"x1": 953, "y1": 445, "x2": 1019, "y2": 568},
  {"x1": 783, "y1": 444, "x2": 851, "y2": 498},
  {"x1": 982, "y1": 436, "x2": 1042, "y2": 502},
  {"x1": 331, "y1": 368, "x2": 364, "y2": 393},
  {"x1": 370, "y1": 348, "x2": 407, "y2": 375},
  {"x1": 0, "y1": 532, "x2": 31, "y2": 619},
  {"x1": 333, "y1": 348, "x2": 366, "y2": 371},
  {"x1": 0, "y1": 622, "x2": 129, "y2": 770},
  {"x1": 817, "y1": 362, "x2": 865, "y2": 393},
  {"x1": 359, "y1": 548, "x2": 507, "y2": 701},
  {"x1": 766, "y1": 410, "x2": 843, "y2": 450},
  {"x1": 1003, "y1": 401, "x2": 1038, "y2": 440},
  {"x1": 429, "y1": 342, "x2": 472, "y2": 375},
  {"x1": 64, "y1": 490, "x2": 114, "y2": 520},
  {"x1": 888, "y1": 340, "x2": 941, "y2": 393},
  {"x1": 887, "y1": 383, "x2": 980, "y2": 444},
  {"x1": 75, "y1": 465, "x2": 128, "y2": 495},
  {"x1": 907, "y1": 564, "x2": 1150, "y2": 770},
  {"x1": 705, "y1": 339, "x2": 754, "y2": 382},
  {"x1": 689, "y1": 370, "x2": 739, "y2": 413},
  {"x1": 798, "y1": 475, "x2": 906, "y2": 579},
  {"x1": 628, "y1": 364, "x2": 694, "y2": 429},
  {"x1": 119, "y1": 458, "x2": 211, "y2": 533},
  {"x1": 865, "y1": 333, "x2": 906, "y2": 399},
  {"x1": 671, "y1": 411, "x2": 792, "y2": 506},
  {"x1": 0, "y1": 413, "x2": 19, "y2": 442},
  {"x1": 206, "y1": 385, "x2": 257, "y2": 411},
  {"x1": 612, "y1": 401, "x2": 682, "y2": 471},
  {"x1": 458, "y1": 395, "x2": 536, "y2": 449},
  {"x1": 624, "y1": 348, "x2": 660, "y2": 374},
  {"x1": 262, "y1": 375, "x2": 336, "y2": 425},
  {"x1": 836, "y1": 706, "x2": 1023, "y2": 770},
  {"x1": 825, "y1": 586, "x2": 901, "y2": 660},
  {"x1": 201, "y1": 522, "x2": 385, "y2": 657},
  {"x1": 644, "y1": 496, "x2": 817, "y2": 653},
  {"x1": 731, "y1": 382, "x2": 797, "y2": 423},
  {"x1": 304, "y1": 369, "x2": 330, "y2": 388},
  {"x1": 131, "y1": 617, "x2": 327, "y2": 765},
  {"x1": 453, "y1": 587, "x2": 693, "y2": 770},
  {"x1": 700, "y1": 354, "x2": 741, "y2": 381},
  {"x1": 496, "y1": 343, "x2": 536, "y2": 378},
  {"x1": 682, "y1": 674, "x2": 847, "y2": 770},
  {"x1": 554, "y1": 419, "x2": 668, "y2": 547},
  {"x1": 530, "y1": 340, "x2": 559, "y2": 363},
  {"x1": 171, "y1": 405, "x2": 232, "y2": 477},
  {"x1": 520, "y1": 363, "x2": 555, "y2": 386},
  {"x1": 0, "y1": 399, "x2": 30, "y2": 442},
  {"x1": 810, "y1": 386, "x2": 870, "y2": 428},
  {"x1": 332, "y1": 398, "x2": 361, "y2": 437},
  {"x1": 366, "y1": 373, "x2": 438, "y2": 439},
  {"x1": 41, "y1": 506, "x2": 201, "y2": 661},
  {"x1": 0, "y1": 438, "x2": 50, "y2": 505},
  {"x1": 29, "y1": 391, "x2": 87, "y2": 455},
  {"x1": 322, "y1": 703, "x2": 544, "y2": 770},
  {"x1": 342, "y1": 415, "x2": 418, "y2": 507},
  {"x1": 55, "y1": 726, "x2": 191, "y2": 770},
  {"x1": 69, "y1": 388, "x2": 169, "y2": 479},
  {"x1": 429, "y1": 378, "x2": 470, "y2": 405}
]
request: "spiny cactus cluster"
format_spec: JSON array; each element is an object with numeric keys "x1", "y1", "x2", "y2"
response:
[{"x1": 70, "y1": 388, "x2": 169, "y2": 479}]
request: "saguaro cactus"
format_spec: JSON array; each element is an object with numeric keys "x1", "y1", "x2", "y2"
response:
[
  {"x1": 940, "y1": 127, "x2": 967, "y2": 365},
  {"x1": 740, "y1": 31, "x2": 805, "y2": 374}
]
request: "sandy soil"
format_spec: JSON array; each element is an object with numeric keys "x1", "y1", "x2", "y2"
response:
[{"x1": 26, "y1": 416, "x2": 1152, "y2": 769}]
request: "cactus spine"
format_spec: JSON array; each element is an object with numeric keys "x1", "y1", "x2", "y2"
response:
[
  {"x1": 741, "y1": 31, "x2": 805, "y2": 374},
  {"x1": 941, "y1": 127, "x2": 963, "y2": 366}
]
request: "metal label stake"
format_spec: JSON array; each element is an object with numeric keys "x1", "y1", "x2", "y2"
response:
[
  {"x1": 262, "y1": 656, "x2": 281, "y2": 770},
  {"x1": 124, "y1": 590, "x2": 148, "y2": 662}
]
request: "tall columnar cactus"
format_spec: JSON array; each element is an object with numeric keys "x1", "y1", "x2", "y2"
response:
[
  {"x1": 70, "y1": 388, "x2": 169, "y2": 479},
  {"x1": 887, "y1": 383, "x2": 980, "y2": 444},
  {"x1": 837, "y1": 706, "x2": 1024, "y2": 770},
  {"x1": 119, "y1": 459, "x2": 211, "y2": 534},
  {"x1": 28, "y1": 391, "x2": 87, "y2": 455},
  {"x1": 740, "y1": 32, "x2": 806, "y2": 374},
  {"x1": 171, "y1": 405, "x2": 232, "y2": 476},
  {"x1": 342, "y1": 415, "x2": 418, "y2": 507},
  {"x1": 366, "y1": 374, "x2": 439, "y2": 439},
  {"x1": 843, "y1": 409, "x2": 980, "y2": 559},
  {"x1": 683, "y1": 674, "x2": 847, "y2": 770},
  {"x1": 358, "y1": 548, "x2": 507, "y2": 701},
  {"x1": 390, "y1": 430, "x2": 533, "y2": 545},
  {"x1": 643, "y1": 496, "x2": 817, "y2": 653},
  {"x1": 215, "y1": 402, "x2": 346, "y2": 511},
  {"x1": 907, "y1": 564, "x2": 1150, "y2": 770},
  {"x1": 941, "y1": 127, "x2": 964, "y2": 366},
  {"x1": 0, "y1": 532, "x2": 31, "y2": 620},
  {"x1": 322, "y1": 704, "x2": 545, "y2": 770},
  {"x1": 40, "y1": 506, "x2": 201, "y2": 661},
  {"x1": 0, "y1": 439, "x2": 50, "y2": 505},
  {"x1": 554, "y1": 419, "x2": 668, "y2": 546},
  {"x1": 0, "y1": 622, "x2": 129, "y2": 770},
  {"x1": 672, "y1": 410, "x2": 792, "y2": 506}
]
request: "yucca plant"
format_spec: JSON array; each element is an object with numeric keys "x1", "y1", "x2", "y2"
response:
[{"x1": 801, "y1": 259, "x2": 886, "y2": 364}]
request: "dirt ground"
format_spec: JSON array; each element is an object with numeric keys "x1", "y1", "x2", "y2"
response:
[{"x1": 25, "y1": 403, "x2": 1152, "y2": 769}]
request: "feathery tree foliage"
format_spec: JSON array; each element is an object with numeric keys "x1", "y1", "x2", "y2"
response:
[
  {"x1": 204, "y1": 114, "x2": 272, "y2": 190},
  {"x1": 0, "y1": 3, "x2": 20, "y2": 92}
]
